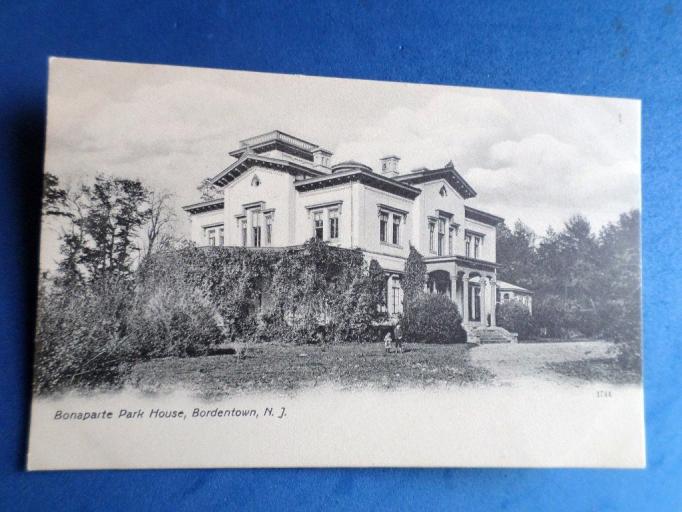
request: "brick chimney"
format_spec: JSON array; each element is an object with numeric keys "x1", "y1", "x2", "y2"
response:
[{"x1": 379, "y1": 155, "x2": 400, "y2": 178}]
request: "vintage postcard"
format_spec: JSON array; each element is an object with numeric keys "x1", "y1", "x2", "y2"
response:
[{"x1": 28, "y1": 58, "x2": 644, "y2": 469}]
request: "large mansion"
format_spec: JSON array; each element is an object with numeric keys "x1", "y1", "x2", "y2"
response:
[{"x1": 184, "y1": 130, "x2": 531, "y2": 330}]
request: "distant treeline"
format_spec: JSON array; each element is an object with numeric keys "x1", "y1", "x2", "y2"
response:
[{"x1": 495, "y1": 210, "x2": 641, "y2": 346}]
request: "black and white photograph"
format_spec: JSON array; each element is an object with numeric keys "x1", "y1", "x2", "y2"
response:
[{"x1": 28, "y1": 58, "x2": 644, "y2": 469}]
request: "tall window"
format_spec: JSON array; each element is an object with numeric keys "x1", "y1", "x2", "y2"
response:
[
  {"x1": 448, "y1": 225, "x2": 455, "y2": 255},
  {"x1": 437, "y1": 218, "x2": 446, "y2": 256},
  {"x1": 329, "y1": 209, "x2": 339, "y2": 239},
  {"x1": 392, "y1": 215, "x2": 401, "y2": 245},
  {"x1": 313, "y1": 211, "x2": 324, "y2": 240},
  {"x1": 429, "y1": 221, "x2": 436, "y2": 253},
  {"x1": 391, "y1": 277, "x2": 401, "y2": 314},
  {"x1": 207, "y1": 229, "x2": 216, "y2": 246},
  {"x1": 218, "y1": 227, "x2": 224, "y2": 246},
  {"x1": 240, "y1": 219, "x2": 247, "y2": 247},
  {"x1": 379, "y1": 212, "x2": 388, "y2": 243},
  {"x1": 465, "y1": 233, "x2": 483, "y2": 259},
  {"x1": 251, "y1": 210, "x2": 262, "y2": 247},
  {"x1": 265, "y1": 214, "x2": 273, "y2": 245}
]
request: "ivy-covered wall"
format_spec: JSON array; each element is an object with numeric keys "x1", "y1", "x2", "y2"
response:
[{"x1": 138, "y1": 238, "x2": 387, "y2": 345}]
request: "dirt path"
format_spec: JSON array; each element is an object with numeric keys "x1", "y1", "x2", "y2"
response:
[{"x1": 468, "y1": 341, "x2": 616, "y2": 387}]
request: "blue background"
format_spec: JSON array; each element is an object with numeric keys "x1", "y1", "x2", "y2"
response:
[{"x1": 1, "y1": 1, "x2": 681, "y2": 510}]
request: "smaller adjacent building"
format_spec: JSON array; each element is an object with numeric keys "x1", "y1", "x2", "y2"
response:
[{"x1": 496, "y1": 280, "x2": 533, "y2": 314}]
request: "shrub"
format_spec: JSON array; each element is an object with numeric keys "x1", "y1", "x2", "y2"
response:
[
  {"x1": 33, "y1": 277, "x2": 133, "y2": 394},
  {"x1": 495, "y1": 300, "x2": 533, "y2": 340},
  {"x1": 126, "y1": 282, "x2": 225, "y2": 358},
  {"x1": 402, "y1": 292, "x2": 462, "y2": 344}
]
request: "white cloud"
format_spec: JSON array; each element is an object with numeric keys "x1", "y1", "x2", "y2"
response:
[{"x1": 466, "y1": 133, "x2": 640, "y2": 233}]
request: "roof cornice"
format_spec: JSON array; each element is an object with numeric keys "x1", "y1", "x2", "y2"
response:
[
  {"x1": 182, "y1": 197, "x2": 225, "y2": 214},
  {"x1": 464, "y1": 205, "x2": 505, "y2": 226},
  {"x1": 295, "y1": 169, "x2": 421, "y2": 199},
  {"x1": 210, "y1": 154, "x2": 324, "y2": 187},
  {"x1": 396, "y1": 162, "x2": 477, "y2": 199}
]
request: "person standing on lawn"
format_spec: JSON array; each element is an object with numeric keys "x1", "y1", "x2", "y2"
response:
[
  {"x1": 384, "y1": 327, "x2": 394, "y2": 353},
  {"x1": 394, "y1": 319, "x2": 404, "y2": 353}
]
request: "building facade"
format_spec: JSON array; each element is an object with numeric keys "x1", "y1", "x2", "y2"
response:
[{"x1": 184, "y1": 130, "x2": 508, "y2": 329}]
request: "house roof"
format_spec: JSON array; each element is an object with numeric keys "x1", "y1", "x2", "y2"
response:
[
  {"x1": 496, "y1": 280, "x2": 533, "y2": 294},
  {"x1": 395, "y1": 161, "x2": 477, "y2": 199},
  {"x1": 182, "y1": 197, "x2": 225, "y2": 214},
  {"x1": 295, "y1": 167, "x2": 421, "y2": 199},
  {"x1": 464, "y1": 205, "x2": 505, "y2": 226},
  {"x1": 210, "y1": 153, "x2": 325, "y2": 188},
  {"x1": 331, "y1": 160, "x2": 373, "y2": 173}
]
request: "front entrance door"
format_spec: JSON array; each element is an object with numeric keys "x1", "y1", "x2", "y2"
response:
[{"x1": 468, "y1": 284, "x2": 481, "y2": 322}]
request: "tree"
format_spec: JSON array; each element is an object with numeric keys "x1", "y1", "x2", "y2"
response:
[
  {"x1": 403, "y1": 245, "x2": 426, "y2": 311},
  {"x1": 42, "y1": 172, "x2": 68, "y2": 217},
  {"x1": 496, "y1": 220, "x2": 537, "y2": 289},
  {"x1": 198, "y1": 177, "x2": 219, "y2": 201},
  {"x1": 595, "y1": 210, "x2": 641, "y2": 343},
  {"x1": 142, "y1": 190, "x2": 176, "y2": 258},
  {"x1": 49, "y1": 175, "x2": 153, "y2": 284},
  {"x1": 80, "y1": 176, "x2": 151, "y2": 279}
]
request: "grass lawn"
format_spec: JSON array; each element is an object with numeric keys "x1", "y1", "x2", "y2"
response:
[
  {"x1": 125, "y1": 340, "x2": 640, "y2": 397},
  {"x1": 126, "y1": 342, "x2": 492, "y2": 397},
  {"x1": 545, "y1": 358, "x2": 641, "y2": 385},
  {"x1": 469, "y1": 340, "x2": 641, "y2": 386}
]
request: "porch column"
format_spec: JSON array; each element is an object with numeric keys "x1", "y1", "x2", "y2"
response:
[
  {"x1": 490, "y1": 277, "x2": 497, "y2": 327},
  {"x1": 480, "y1": 277, "x2": 488, "y2": 326},
  {"x1": 450, "y1": 274, "x2": 456, "y2": 303},
  {"x1": 462, "y1": 275, "x2": 469, "y2": 324}
]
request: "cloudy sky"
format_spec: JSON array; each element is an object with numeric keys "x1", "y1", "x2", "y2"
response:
[{"x1": 41, "y1": 58, "x2": 640, "y2": 269}]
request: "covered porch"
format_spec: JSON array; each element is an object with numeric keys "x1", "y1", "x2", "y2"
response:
[{"x1": 424, "y1": 256, "x2": 499, "y2": 328}]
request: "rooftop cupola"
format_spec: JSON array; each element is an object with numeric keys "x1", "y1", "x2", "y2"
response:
[{"x1": 379, "y1": 155, "x2": 400, "y2": 178}]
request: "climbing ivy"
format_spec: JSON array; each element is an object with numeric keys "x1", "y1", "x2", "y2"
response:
[{"x1": 139, "y1": 238, "x2": 385, "y2": 344}]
